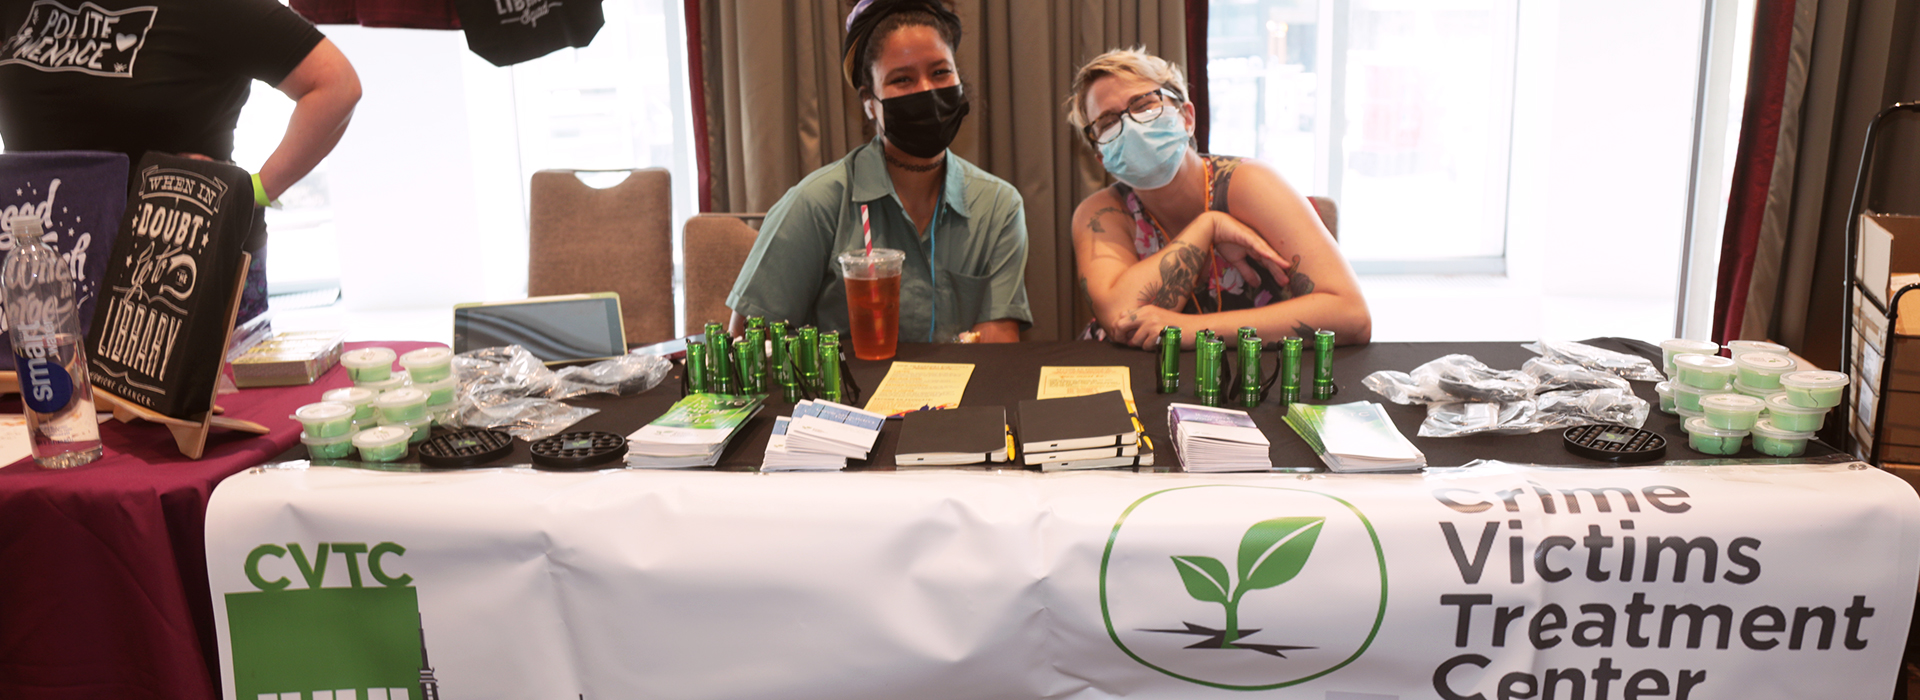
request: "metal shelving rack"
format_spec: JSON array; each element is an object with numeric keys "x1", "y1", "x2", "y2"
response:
[{"x1": 1841, "y1": 102, "x2": 1920, "y2": 466}]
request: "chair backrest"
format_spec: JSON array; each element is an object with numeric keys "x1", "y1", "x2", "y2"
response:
[
  {"x1": 681, "y1": 213, "x2": 765, "y2": 336},
  {"x1": 528, "y1": 169, "x2": 674, "y2": 345},
  {"x1": 1307, "y1": 195, "x2": 1339, "y2": 241}
]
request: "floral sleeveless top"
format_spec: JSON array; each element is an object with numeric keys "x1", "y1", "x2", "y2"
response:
[{"x1": 1082, "y1": 156, "x2": 1299, "y2": 340}]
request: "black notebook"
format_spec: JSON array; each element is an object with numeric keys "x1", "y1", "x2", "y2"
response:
[
  {"x1": 87, "y1": 154, "x2": 252, "y2": 419},
  {"x1": 1017, "y1": 390, "x2": 1137, "y2": 454},
  {"x1": 895, "y1": 406, "x2": 1009, "y2": 466}
]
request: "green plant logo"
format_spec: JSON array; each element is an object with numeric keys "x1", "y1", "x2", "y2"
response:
[
  {"x1": 1101, "y1": 486, "x2": 1387, "y2": 690},
  {"x1": 1166, "y1": 517, "x2": 1325, "y2": 653}
]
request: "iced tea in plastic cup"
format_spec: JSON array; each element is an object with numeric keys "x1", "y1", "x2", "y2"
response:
[{"x1": 838, "y1": 249, "x2": 905, "y2": 360}]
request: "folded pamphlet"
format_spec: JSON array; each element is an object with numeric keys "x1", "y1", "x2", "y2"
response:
[
  {"x1": 1283, "y1": 401, "x2": 1425, "y2": 472},
  {"x1": 626, "y1": 393, "x2": 764, "y2": 468},
  {"x1": 1167, "y1": 403, "x2": 1275, "y2": 473}
]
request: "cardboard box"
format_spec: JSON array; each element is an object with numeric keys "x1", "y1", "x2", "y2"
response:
[
  {"x1": 1851, "y1": 288, "x2": 1920, "y2": 393},
  {"x1": 1857, "y1": 212, "x2": 1920, "y2": 309}
]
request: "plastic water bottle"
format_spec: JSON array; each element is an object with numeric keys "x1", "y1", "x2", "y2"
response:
[{"x1": 4, "y1": 215, "x2": 101, "y2": 468}]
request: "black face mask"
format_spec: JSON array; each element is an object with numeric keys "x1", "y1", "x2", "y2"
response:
[{"x1": 879, "y1": 84, "x2": 970, "y2": 159}]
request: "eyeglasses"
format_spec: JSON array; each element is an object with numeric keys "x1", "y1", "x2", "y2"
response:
[{"x1": 1085, "y1": 89, "x2": 1180, "y2": 145}]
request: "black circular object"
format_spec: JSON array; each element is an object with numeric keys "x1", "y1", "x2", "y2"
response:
[
  {"x1": 528, "y1": 431, "x2": 629, "y2": 470},
  {"x1": 1563, "y1": 424, "x2": 1667, "y2": 463},
  {"x1": 417, "y1": 429, "x2": 515, "y2": 469}
]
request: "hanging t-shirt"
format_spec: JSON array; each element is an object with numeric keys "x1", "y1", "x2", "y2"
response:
[
  {"x1": 451, "y1": 0, "x2": 602, "y2": 67},
  {"x1": 0, "y1": 0, "x2": 325, "y2": 164}
]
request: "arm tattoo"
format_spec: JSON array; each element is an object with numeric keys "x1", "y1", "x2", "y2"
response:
[
  {"x1": 1285, "y1": 254, "x2": 1315, "y2": 299},
  {"x1": 1087, "y1": 206, "x2": 1123, "y2": 235},
  {"x1": 1077, "y1": 275, "x2": 1089, "y2": 300},
  {"x1": 1137, "y1": 241, "x2": 1208, "y2": 310}
]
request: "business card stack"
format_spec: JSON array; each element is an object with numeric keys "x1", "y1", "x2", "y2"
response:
[
  {"x1": 894, "y1": 406, "x2": 1011, "y2": 466},
  {"x1": 1168, "y1": 403, "x2": 1275, "y2": 473},
  {"x1": 626, "y1": 394, "x2": 764, "y2": 468},
  {"x1": 1284, "y1": 401, "x2": 1426, "y2": 473},
  {"x1": 1016, "y1": 391, "x2": 1141, "y2": 471},
  {"x1": 778, "y1": 400, "x2": 885, "y2": 462},
  {"x1": 760, "y1": 405, "x2": 849, "y2": 471}
]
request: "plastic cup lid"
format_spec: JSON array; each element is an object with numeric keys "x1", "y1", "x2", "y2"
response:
[
  {"x1": 1779, "y1": 370, "x2": 1847, "y2": 389},
  {"x1": 323, "y1": 387, "x2": 378, "y2": 405},
  {"x1": 374, "y1": 387, "x2": 428, "y2": 408},
  {"x1": 1655, "y1": 381, "x2": 1672, "y2": 396},
  {"x1": 1670, "y1": 381, "x2": 1708, "y2": 396},
  {"x1": 384, "y1": 415, "x2": 432, "y2": 428},
  {"x1": 1732, "y1": 378, "x2": 1783, "y2": 396},
  {"x1": 1749, "y1": 418, "x2": 1815, "y2": 440},
  {"x1": 1734, "y1": 352, "x2": 1795, "y2": 372},
  {"x1": 400, "y1": 346, "x2": 454, "y2": 368},
  {"x1": 1764, "y1": 392, "x2": 1828, "y2": 414},
  {"x1": 416, "y1": 375, "x2": 458, "y2": 390},
  {"x1": 1674, "y1": 354, "x2": 1736, "y2": 372},
  {"x1": 1661, "y1": 338, "x2": 1720, "y2": 353},
  {"x1": 341, "y1": 347, "x2": 398, "y2": 368},
  {"x1": 1684, "y1": 416, "x2": 1749, "y2": 438},
  {"x1": 1700, "y1": 393, "x2": 1764, "y2": 413},
  {"x1": 1675, "y1": 407, "x2": 1705, "y2": 418},
  {"x1": 294, "y1": 401, "x2": 355, "y2": 423},
  {"x1": 1726, "y1": 340, "x2": 1788, "y2": 354},
  {"x1": 353, "y1": 426, "x2": 412, "y2": 448}
]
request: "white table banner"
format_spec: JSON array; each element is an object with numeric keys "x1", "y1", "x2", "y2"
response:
[{"x1": 208, "y1": 462, "x2": 1920, "y2": 700}]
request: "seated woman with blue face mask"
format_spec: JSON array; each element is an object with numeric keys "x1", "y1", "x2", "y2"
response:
[{"x1": 1066, "y1": 47, "x2": 1371, "y2": 348}]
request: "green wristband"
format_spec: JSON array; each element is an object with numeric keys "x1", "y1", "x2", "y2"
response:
[{"x1": 251, "y1": 173, "x2": 276, "y2": 208}]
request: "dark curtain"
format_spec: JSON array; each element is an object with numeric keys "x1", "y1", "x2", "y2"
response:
[
  {"x1": 1713, "y1": 0, "x2": 1797, "y2": 345},
  {"x1": 685, "y1": 0, "x2": 713, "y2": 212}
]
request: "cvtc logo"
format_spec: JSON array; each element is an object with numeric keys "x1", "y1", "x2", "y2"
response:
[{"x1": 1100, "y1": 485, "x2": 1388, "y2": 690}]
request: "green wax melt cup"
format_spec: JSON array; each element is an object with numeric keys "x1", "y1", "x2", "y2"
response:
[
  {"x1": 1725, "y1": 340, "x2": 1788, "y2": 361},
  {"x1": 1656, "y1": 381, "x2": 1677, "y2": 414},
  {"x1": 416, "y1": 376, "x2": 457, "y2": 406},
  {"x1": 322, "y1": 387, "x2": 380, "y2": 421},
  {"x1": 374, "y1": 387, "x2": 429, "y2": 422},
  {"x1": 1749, "y1": 418, "x2": 1815, "y2": 457},
  {"x1": 1763, "y1": 393, "x2": 1828, "y2": 432},
  {"x1": 1700, "y1": 393, "x2": 1765, "y2": 431},
  {"x1": 1779, "y1": 370, "x2": 1846, "y2": 409},
  {"x1": 385, "y1": 415, "x2": 433, "y2": 443},
  {"x1": 1671, "y1": 381, "x2": 1709, "y2": 412},
  {"x1": 399, "y1": 347, "x2": 454, "y2": 384},
  {"x1": 355, "y1": 370, "x2": 410, "y2": 393},
  {"x1": 341, "y1": 347, "x2": 397, "y2": 383},
  {"x1": 1660, "y1": 339, "x2": 1719, "y2": 375},
  {"x1": 301, "y1": 432, "x2": 356, "y2": 460},
  {"x1": 1674, "y1": 354, "x2": 1735, "y2": 390},
  {"x1": 1732, "y1": 378, "x2": 1782, "y2": 400},
  {"x1": 1684, "y1": 417, "x2": 1746, "y2": 456},
  {"x1": 1734, "y1": 352, "x2": 1795, "y2": 390},
  {"x1": 293, "y1": 401, "x2": 355, "y2": 438},
  {"x1": 352, "y1": 426, "x2": 412, "y2": 462}
]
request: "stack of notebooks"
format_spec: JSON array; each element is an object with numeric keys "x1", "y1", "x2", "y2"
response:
[
  {"x1": 760, "y1": 400, "x2": 884, "y2": 471},
  {"x1": 894, "y1": 406, "x2": 1011, "y2": 466},
  {"x1": 627, "y1": 394, "x2": 765, "y2": 467},
  {"x1": 1167, "y1": 404, "x2": 1275, "y2": 472},
  {"x1": 1283, "y1": 401, "x2": 1426, "y2": 472},
  {"x1": 1015, "y1": 391, "x2": 1148, "y2": 471}
]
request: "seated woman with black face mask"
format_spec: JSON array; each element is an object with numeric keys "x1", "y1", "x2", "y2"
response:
[
  {"x1": 726, "y1": 0, "x2": 1031, "y2": 343},
  {"x1": 1066, "y1": 47, "x2": 1371, "y2": 348}
]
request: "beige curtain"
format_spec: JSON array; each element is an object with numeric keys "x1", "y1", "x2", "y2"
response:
[
  {"x1": 698, "y1": 0, "x2": 1188, "y2": 341},
  {"x1": 1742, "y1": 0, "x2": 1920, "y2": 373}
]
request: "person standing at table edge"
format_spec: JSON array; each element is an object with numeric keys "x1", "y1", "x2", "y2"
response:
[
  {"x1": 0, "y1": 0, "x2": 361, "y2": 325},
  {"x1": 1066, "y1": 47, "x2": 1370, "y2": 349},
  {"x1": 726, "y1": 0, "x2": 1030, "y2": 343}
]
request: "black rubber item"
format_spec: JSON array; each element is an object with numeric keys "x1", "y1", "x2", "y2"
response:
[
  {"x1": 1563, "y1": 424, "x2": 1667, "y2": 463},
  {"x1": 417, "y1": 429, "x2": 515, "y2": 469},
  {"x1": 529, "y1": 431, "x2": 629, "y2": 470}
]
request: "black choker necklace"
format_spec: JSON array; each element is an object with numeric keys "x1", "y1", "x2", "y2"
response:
[{"x1": 884, "y1": 150, "x2": 944, "y2": 173}]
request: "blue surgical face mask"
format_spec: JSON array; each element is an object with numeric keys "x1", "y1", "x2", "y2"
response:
[{"x1": 1098, "y1": 108, "x2": 1189, "y2": 190}]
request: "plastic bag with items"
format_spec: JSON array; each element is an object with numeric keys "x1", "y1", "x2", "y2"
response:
[
  {"x1": 1415, "y1": 388, "x2": 1650, "y2": 438},
  {"x1": 1362, "y1": 354, "x2": 1539, "y2": 405},
  {"x1": 1522, "y1": 340, "x2": 1664, "y2": 382},
  {"x1": 447, "y1": 345, "x2": 671, "y2": 440},
  {"x1": 1363, "y1": 348, "x2": 1652, "y2": 438}
]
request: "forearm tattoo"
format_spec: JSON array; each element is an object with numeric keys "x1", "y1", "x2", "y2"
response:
[{"x1": 1138, "y1": 241, "x2": 1208, "y2": 311}]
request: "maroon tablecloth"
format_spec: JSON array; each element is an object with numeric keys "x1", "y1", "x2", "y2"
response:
[{"x1": 0, "y1": 342, "x2": 436, "y2": 700}]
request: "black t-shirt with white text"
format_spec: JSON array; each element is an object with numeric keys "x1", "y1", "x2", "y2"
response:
[{"x1": 0, "y1": 0, "x2": 324, "y2": 163}]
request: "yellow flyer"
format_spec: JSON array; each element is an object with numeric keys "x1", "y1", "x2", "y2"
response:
[
  {"x1": 1036, "y1": 366, "x2": 1136, "y2": 410},
  {"x1": 863, "y1": 362, "x2": 976, "y2": 417}
]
